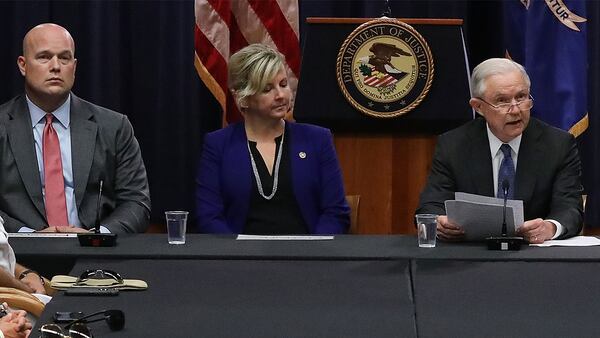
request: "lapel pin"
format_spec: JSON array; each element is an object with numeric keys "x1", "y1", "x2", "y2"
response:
[{"x1": 299, "y1": 152, "x2": 306, "y2": 159}]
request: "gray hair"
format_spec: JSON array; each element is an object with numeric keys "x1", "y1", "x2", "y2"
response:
[
  {"x1": 470, "y1": 58, "x2": 530, "y2": 98},
  {"x1": 228, "y1": 44, "x2": 286, "y2": 107}
]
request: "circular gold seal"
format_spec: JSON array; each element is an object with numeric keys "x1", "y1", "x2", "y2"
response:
[{"x1": 336, "y1": 18, "x2": 434, "y2": 118}]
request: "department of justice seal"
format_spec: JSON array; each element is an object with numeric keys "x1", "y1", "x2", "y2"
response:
[{"x1": 336, "y1": 18, "x2": 434, "y2": 118}]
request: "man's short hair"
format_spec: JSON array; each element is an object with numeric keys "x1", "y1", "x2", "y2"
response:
[{"x1": 470, "y1": 58, "x2": 530, "y2": 98}]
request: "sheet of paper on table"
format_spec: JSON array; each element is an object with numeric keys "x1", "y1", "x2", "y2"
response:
[
  {"x1": 8, "y1": 233, "x2": 78, "y2": 238},
  {"x1": 531, "y1": 236, "x2": 600, "y2": 247},
  {"x1": 236, "y1": 235, "x2": 334, "y2": 241}
]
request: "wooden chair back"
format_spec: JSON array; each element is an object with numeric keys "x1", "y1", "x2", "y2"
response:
[{"x1": 346, "y1": 195, "x2": 361, "y2": 234}]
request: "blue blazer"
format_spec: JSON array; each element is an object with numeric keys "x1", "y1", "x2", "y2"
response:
[{"x1": 196, "y1": 122, "x2": 350, "y2": 234}]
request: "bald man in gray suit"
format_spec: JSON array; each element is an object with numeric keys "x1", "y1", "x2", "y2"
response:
[{"x1": 0, "y1": 23, "x2": 150, "y2": 233}]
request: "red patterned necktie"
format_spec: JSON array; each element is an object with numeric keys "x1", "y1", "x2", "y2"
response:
[{"x1": 43, "y1": 113, "x2": 68, "y2": 227}]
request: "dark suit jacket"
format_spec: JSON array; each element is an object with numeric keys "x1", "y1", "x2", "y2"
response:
[
  {"x1": 0, "y1": 94, "x2": 151, "y2": 233},
  {"x1": 196, "y1": 122, "x2": 350, "y2": 234},
  {"x1": 416, "y1": 117, "x2": 583, "y2": 238}
]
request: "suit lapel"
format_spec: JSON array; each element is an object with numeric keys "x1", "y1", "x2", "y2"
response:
[
  {"x1": 231, "y1": 123, "x2": 252, "y2": 204},
  {"x1": 515, "y1": 119, "x2": 541, "y2": 203},
  {"x1": 467, "y1": 119, "x2": 494, "y2": 196},
  {"x1": 69, "y1": 95, "x2": 97, "y2": 209},
  {"x1": 6, "y1": 97, "x2": 46, "y2": 217},
  {"x1": 288, "y1": 123, "x2": 312, "y2": 214}
]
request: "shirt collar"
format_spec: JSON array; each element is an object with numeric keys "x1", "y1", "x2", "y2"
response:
[
  {"x1": 486, "y1": 123, "x2": 522, "y2": 157},
  {"x1": 27, "y1": 94, "x2": 71, "y2": 129}
]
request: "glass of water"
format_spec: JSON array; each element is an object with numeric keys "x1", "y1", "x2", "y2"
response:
[
  {"x1": 415, "y1": 214, "x2": 438, "y2": 248},
  {"x1": 165, "y1": 211, "x2": 188, "y2": 244}
]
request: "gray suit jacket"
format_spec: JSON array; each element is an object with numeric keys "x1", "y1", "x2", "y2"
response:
[
  {"x1": 416, "y1": 117, "x2": 583, "y2": 239},
  {"x1": 0, "y1": 94, "x2": 150, "y2": 233}
]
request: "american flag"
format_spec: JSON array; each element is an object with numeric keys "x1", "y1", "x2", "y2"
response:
[
  {"x1": 194, "y1": 0, "x2": 300, "y2": 125},
  {"x1": 361, "y1": 64, "x2": 398, "y2": 88}
]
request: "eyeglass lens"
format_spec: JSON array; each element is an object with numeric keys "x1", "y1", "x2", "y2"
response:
[
  {"x1": 40, "y1": 323, "x2": 93, "y2": 338},
  {"x1": 504, "y1": 99, "x2": 531, "y2": 108},
  {"x1": 81, "y1": 269, "x2": 123, "y2": 282},
  {"x1": 40, "y1": 324, "x2": 67, "y2": 338},
  {"x1": 69, "y1": 323, "x2": 93, "y2": 338}
]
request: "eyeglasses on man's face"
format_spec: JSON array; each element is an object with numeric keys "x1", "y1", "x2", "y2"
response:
[{"x1": 477, "y1": 95, "x2": 534, "y2": 113}]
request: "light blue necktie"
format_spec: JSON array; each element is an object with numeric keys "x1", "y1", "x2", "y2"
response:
[{"x1": 497, "y1": 144, "x2": 515, "y2": 199}]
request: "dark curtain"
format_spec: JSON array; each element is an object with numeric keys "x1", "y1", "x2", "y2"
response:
[
  {"x1": 581, "y1": 1, "x2": 600, "y2": 227},
  {"x1": 0, "y1": 0, "x2": 597, "y2": 229}
]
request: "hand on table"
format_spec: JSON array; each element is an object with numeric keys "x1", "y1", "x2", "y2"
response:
[
  {"x1": 37, "y1": 226, "x2": 91, "y2": 233},
  {"x1": 35, "y1": 226, "x2": 58, "y2": 233},
  {"x1": 55, "y1": 226, "x2": 91, "y2": 234},
  {"x1": 0, "y1": 307, "x2": 32, "y2": 338}
]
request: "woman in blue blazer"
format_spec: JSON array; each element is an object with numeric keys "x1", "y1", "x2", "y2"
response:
[{"x1": 195, "y1": 44, "x2": 350, "y2": 234}]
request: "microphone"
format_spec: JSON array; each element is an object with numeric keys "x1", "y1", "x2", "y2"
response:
[
  {"x1": 78, "y1": 180, "x2": 118, "y2": 247},
  {"x1": 486, "y1": 179, "x2": 523, "y2": 251},
  {"x1": 94, "y1": 180, "x2": 103, "y2": 234}
]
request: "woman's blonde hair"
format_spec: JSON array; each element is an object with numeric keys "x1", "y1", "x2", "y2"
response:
[{"x1": 228, "y1": 44, "x2": 286, "y2": 107}]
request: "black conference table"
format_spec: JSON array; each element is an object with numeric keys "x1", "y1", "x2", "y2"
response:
[{"x1": 10, "y1": 234, "x2": 600, "y2": 337}]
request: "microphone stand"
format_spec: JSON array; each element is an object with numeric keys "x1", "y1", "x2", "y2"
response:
[
  {"x1": 486, "y1": 180, "x2": 523, "y2": 251},
  {"x1": 501, "y1": 182, "x2": 508, "y2": 237},
  {"x1": 78, "y1": 180, "x2": 118, "y2": 247}
]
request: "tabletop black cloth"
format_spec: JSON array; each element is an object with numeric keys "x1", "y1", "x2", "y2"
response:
[
  {"x1": 12, "y1": 234, "x2": 600, "y2": 263},
  {"x1": 37, "y1": 258, "x2": 416, "y2": 338},
  {"x1": 413, "y1": 260, "x2": 600, "y2": 338},
  {"x1": 13, "y1": 235, "x2": 600, "y2": 337}
]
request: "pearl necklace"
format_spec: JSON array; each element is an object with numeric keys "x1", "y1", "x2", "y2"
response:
[{"x1": 247, "y1": 125, "x2": 285, "y2": 200}]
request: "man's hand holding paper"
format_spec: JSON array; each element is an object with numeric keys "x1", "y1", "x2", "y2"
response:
[
  {"x1": 436, "y1": 216, "x2": 464, "y2": 241},
  {"x1": 444, "y1": 192, "x2": 523, "y2": 241},
  {"x1": 517, "y1": 218, "x2": 557, "y2": 244}
]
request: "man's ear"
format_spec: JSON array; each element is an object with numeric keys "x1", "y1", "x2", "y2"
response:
[
  {"x1": 469, "y1": 98, "x2": 483, "y2": 116},
  {"x1": 16, "y1": 56, "x2": 26, "y2": 76}
]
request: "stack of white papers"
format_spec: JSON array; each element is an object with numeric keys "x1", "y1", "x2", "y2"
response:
[
  {"x1": 531, "y1": 236, "x2": 600, "y2": 247},
  {"x1": 8, "y1": 233, "x2": 78, "y2": 238},
  {"x1": 445, "y1": 192, "x2": 524, "y2": 241}
]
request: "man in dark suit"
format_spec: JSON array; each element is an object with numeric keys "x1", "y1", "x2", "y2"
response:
[
  {"x1": 416, "y1": 58, "x2": 583, "y2": 243},
  {"x1": 0, "y1": 23, "x2": 150, "y2": 233}
]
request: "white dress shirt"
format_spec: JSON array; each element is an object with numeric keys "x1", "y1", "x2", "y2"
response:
[
  {"x1": 0, "y1": 217, "x2": 16, "y2": 278},
  {"x1": 486, "y1": 124, "x2": 563, "y2": 239}
]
